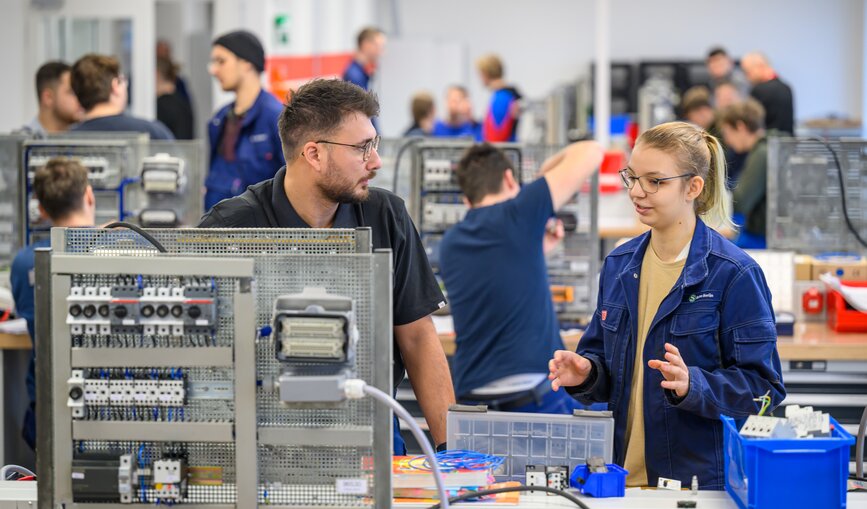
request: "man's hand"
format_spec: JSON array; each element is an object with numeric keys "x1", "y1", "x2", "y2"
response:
[
  {"x1": 548, "y1": 350, "x2": 593, "y2": 391},
  {"x1": 647, "y1": 343, "x2": 690, "y2": 398},
  {"x1": 543, "y1": 218, "x2": 565, "y2": 254}
]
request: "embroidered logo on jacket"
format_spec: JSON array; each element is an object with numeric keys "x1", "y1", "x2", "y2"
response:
[{"x1": 689, "y1": 292, "x2": 714, "y2": 303}]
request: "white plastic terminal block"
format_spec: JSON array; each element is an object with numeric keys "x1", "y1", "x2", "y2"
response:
[
  {"x1": 153, "y1": 459, "x2": 185, "y2": 484},
  {"x1": 657, "y1": 477, "x2": 682, "y2": 491},
  {"x1": 83, "y1": 379, "x2": 110, "y2": 405},
  {"x1": 157, "y1": 380, "x2": 185, "y2": 407},
  {"x1": 67, "y1": 370, "x2": 85, "y2": 418},
  {"x1": 423, "y1": 159, "x2": 454, "y2": 183},
  {"x1": 423, "y1": 202, "x2": 466, "y2": 229},
  {"x1": 740, "y1": 415, "x2": 797, "y2": 439},
  {"x1": 109, "y1": 380, "x2": 135, "y2": 406},
  {"x1": 134, "y1": 380, "x2": 160, "y2": 405},
  {"x1": 118, "y1": 454, "x2": 135, "y2": 503}
]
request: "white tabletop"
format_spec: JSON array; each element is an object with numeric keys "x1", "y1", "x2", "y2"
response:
[{"x1": 397, "y1": 488, "x2": 867, "y2": 508}]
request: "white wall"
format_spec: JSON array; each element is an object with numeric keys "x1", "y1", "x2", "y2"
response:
[
  {"x1": 0, "y1": 0, "x2": 27, "y2": 132},
  {"x1": 379, "y1": 0, "x2": 864, "y2": 137}
]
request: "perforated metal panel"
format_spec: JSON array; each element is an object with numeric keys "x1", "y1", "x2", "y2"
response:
[
  {"x1": 257, "y1": 445, "x2": 373, "y2": 506},
  {"x1": 75, "y1": 440, "x2": 238, "y2": 504},
  {"x1": 254, "y1": 255, "x2": 376, "y2": 427},
  {"x1": 0, "y1": 135, "x2": 25, "y2": 268},
  {"x1": 58, "y1": 228, "x2": 362, "y2": 256},
  {"x1": 767, "y1": 137, "x2": 867, "y2": 253}
]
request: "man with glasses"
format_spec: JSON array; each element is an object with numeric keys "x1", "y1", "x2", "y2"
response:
[
  {"x1": 206, "y1": 30, "x2": 286, "y2": 210},
  {"x1": 438, "y1": 141, "x2": 602, "y2": 415},
  {"x1": 70, "y1": 54, "x2": 174, "y2": 140},
  {"x1": 199, "y1": 78, "x2": 455, "y2": 455}
]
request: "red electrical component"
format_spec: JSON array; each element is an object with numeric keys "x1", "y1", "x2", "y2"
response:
[{"x1": 801, "y1": 288, "x2": 824, "y2": 315}]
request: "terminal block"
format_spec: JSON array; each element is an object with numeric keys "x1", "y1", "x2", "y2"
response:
[
  {"x1": 67, "y1": 285, "x2": 113, "y2": 335},
  {"x1": 422, "y1": 201, "x2": 466, "y2": 231},
  {"x1": 422, "y1": 159, "x2": 457, "y2": 188},
  {"x1": 28, "y1": 155, "x2": 115, "y2": 187},
  {"x1": 70, "y1": 371, "x2": 186, "y2": 418}
]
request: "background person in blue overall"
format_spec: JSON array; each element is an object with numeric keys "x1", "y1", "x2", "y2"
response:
[
  {"x1": 476, "y1": 54, "x2": 522, "y2": 142},
  {"x1": 342, "y1": 27, "x2": 386, "y2": 92},
  {"x1": 11, "y1": 158, "x2": 96, "y2": 450},
  {"x1": 548, "y1": 121, "x2": 785, "y2": 490},
  {"x1": 439, "y1": 140, "x2": 602, "y2": 413},
  {"x1": 206, "y1": 30, "x2": 285, "y2": 210}
]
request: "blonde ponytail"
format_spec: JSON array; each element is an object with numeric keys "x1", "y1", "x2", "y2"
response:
[
  {"x1": 636, "y1": 121, "x2": 737, "y2": 231},
  {"x1": 701, "y1": 132, "x2": 737, "y2": 230}
]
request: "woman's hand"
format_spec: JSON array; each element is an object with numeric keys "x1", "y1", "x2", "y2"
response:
[
  {"x1": 648, "y1": 343, "x2": 690, "y2": 398},
  {"x1": 548, "y1": 350, "x2": 593, "y2": 391}
]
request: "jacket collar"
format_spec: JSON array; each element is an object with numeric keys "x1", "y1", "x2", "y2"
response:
[{"x1": 619, "y1": 217, "x2": 711, "y2": 288}]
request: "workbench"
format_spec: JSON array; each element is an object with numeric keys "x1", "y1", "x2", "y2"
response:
[{"x1": 397, "y1": 488, "x2": 867, "y2": 508}]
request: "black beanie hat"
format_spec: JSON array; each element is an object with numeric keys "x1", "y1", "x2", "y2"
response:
[{"x1": 213, "y1": 30, "x2": 265, "y2": 73}]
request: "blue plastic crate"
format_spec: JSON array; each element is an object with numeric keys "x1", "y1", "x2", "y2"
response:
[
  {"x1": 722, "y1": 415, "x2": 854, "y2": 509},
  {"x1": 569, "y1": 463, "x2": 627, "y2": 498}
]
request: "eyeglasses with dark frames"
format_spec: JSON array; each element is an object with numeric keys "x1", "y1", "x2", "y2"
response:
[
  {"x1": 619, "y1": 168, "x2": 696, "y2": 194},
  {"x1": 314, "y1": 135, "x2": 381, "y2": 162}
]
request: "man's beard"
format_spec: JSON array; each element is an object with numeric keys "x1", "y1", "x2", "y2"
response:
[{"x1": 317, "y1": 160, "x2": 375, "y2": 204}]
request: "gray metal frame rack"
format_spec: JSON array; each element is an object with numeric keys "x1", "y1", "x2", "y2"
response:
[
  {"x1": 37, "y1": 227, "x2": 394, "y2": 508},
  {"x1": 767, "y1": 137, "x2": 867, "y2": 253},
  {"x1": 407, "y1": 140, "x2": 599, "y2": 322}
]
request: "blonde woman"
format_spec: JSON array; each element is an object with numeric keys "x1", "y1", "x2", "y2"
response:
[{"x1": 548, "y1": 121, "x2": 785, "y2": 490}]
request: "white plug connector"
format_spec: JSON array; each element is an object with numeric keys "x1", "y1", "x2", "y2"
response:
[{"x1": 343, "y1": 379, "x2": 367, "y2": 400}]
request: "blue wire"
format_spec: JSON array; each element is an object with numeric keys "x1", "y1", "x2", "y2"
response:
[{"x1": 407, "y1": 450, "x2": 505, "y2": 473}]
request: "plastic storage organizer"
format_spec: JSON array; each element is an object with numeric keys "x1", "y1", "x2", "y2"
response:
[
  {"x1": 447, "y1": 407, "x2": 614, "y2": 483},
  {"x1": 721, "y1": 415, "x2": 854, "y2": 509}
]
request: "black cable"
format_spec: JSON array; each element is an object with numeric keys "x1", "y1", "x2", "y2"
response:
[
  {"x1": 391, "y1": 137, "x2": 424, "y2": 194},
  {"x1": 103, "y1": 221, "x2": 168, "y2": 253},
  {"x1": 807, "y1": 137, "x2": 867, "y2": 249},
  {"x1": 427, "y1": 485, "x2": 591, "y2": 509}
]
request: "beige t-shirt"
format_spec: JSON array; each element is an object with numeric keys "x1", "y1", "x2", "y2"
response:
[{"x1": 623, "y1": 244, "x2": 686, "y2": 487}]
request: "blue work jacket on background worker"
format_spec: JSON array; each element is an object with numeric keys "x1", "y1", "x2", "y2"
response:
[
  {"x1": 569, "y1": 219, "x2": 786, "y2": 490},
  {"x1": 205, "y1": 90, "x2": 285, "y2": 210}
]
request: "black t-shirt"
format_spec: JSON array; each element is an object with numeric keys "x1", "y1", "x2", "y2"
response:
[
  {"x1": 750, "y1": 78, "x2": 794, "y2": 135},
  {"x1": 157, "y1": 92, "x2": 194, "y2": 140},
  {"x1": 198, "y1": 167, "x2": 447, "y2": 391},
  {"x1": 72, "y1": 114, "x2": 175, "y2": 140}
]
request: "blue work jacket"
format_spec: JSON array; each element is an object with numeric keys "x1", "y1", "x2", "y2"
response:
[
  {"x1": 571, "y1": 218, "x2": 785, "y2": 490},
  {"x1": 205, "y1": 90, "x2": 285, "y2": 210}
]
